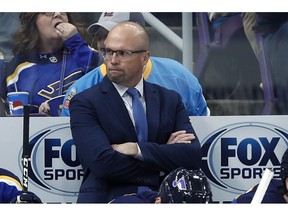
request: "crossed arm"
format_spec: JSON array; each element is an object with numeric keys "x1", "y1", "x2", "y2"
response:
[{"x1": 112, "y1": 130, "x2": 195, "y2": 157}]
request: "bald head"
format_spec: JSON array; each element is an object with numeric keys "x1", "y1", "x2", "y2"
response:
[
  {"x1": 104, "y1": 21, "x2": 150, "y2": 87},
  {"x1": 105, "y1": 21, "x2": 149, "y2": 51}
]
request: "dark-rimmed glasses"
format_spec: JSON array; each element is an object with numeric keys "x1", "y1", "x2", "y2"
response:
[{"x1": 101, "y1": 48, "x2": 147, "y2": 61}]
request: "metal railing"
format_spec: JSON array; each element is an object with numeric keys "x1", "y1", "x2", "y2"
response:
[{"x1": 142, "y1": 12, "x2": 193, "y2": 72}]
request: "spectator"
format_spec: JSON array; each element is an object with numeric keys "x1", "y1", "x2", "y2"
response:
[
  {"x1": 0, "y1": 12, "x2": 20, "y2": 75},
  {"x1": 0, "y1": 12, "x2": 102, "y2": 116},
  {"x1": 242, "y1": 13, "x2": 260, "y2": 59},
  {"x1": 0, "y1": 13, "x2": 20, "y2": 62},
  {"x1": 109, "y1": 168, "x2": 213, "y2": 203},
  {"x1": 232, "y1": 148, "x2": 288, "y2": 203},
  {"x1": 69, "y1": 21, "x2": 202, "y2": 203},
  {"x1": 243, "y1": 13, "x2": 288, "y2": 114},
  {"x1": 0, "y1": 167, "x2": 41, "y2": 203},
  {"x1": 197, "y1": 12, "x2": 262, "y2": 108},
  {"x1": 61, "y1": 12, "x2": 209, "y2": 117}
]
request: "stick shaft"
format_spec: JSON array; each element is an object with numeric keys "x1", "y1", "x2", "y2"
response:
[
  {"x1": 22, "y1": 105, "x2": 30, "y2": 191},
  {"x1": 251, "y1": 168, "x2": 274, "y2": 204}
]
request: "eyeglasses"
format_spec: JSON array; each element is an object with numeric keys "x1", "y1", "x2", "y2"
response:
[
  {"x1": 40, "y1": 12, "x2": 67, "y2": 17},
  {"x1": 101, "y1": 48, "x2": 147, "y2": 61}
]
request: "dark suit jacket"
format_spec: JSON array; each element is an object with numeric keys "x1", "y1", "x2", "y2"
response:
[{"x1": 70, "y1": 76, "x2": 202, "y2": 203}]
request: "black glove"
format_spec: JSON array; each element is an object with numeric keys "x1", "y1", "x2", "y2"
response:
[{"x1": 10, "y1": 191, "x2": 42, "y2": 203}]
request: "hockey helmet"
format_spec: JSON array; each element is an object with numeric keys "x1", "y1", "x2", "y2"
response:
[{"x1": 158, "y1": 168, "x2": 212, "y2": 203}]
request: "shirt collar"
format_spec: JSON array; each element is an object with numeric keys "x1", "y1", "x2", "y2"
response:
[{"x1": 113, "y1": 77, "x2": 144, "y2": 97}]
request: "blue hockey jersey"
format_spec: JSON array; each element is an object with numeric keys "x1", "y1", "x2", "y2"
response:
[
  {"x1": 232, "y1": 179, "x2": 286, "y2": 203},
  {"x1": 0, "y1": 33, "x2": 102, "y2": 110},
  {"x1": 61, "y1": 57, "x2": 208, "y2": 116},
  {"x1": 0, "y1": 168, "x2": 22, "y2": 203}
]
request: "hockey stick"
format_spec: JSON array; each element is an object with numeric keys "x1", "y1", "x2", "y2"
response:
[
  {"x1": 251, "y1": 168, "x2": 274, "y2": 204},
  {"x1": 22, "y1": 105, "x2": 30, "y2": 192}
]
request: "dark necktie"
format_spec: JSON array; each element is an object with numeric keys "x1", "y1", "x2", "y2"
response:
[
  {"x1": 127, "y1": 87, "x2": 150, "y2": 193},
  {"x1": 126, "y1": 87, "x2": 148, "y2": 142}
]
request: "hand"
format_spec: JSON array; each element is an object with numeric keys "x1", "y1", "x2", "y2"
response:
[
  {"x1": 167, "y1": 130, "x2": 196, "y2": 144},
  {"x1": 10, "y1": 191, "x2": 42, "y2": 203},
  {"x1": 38, "y1": 101, "x2": 50, "y2": 115},
  {"x1": 55, "y1": 23, "x2": 78, "y2": 41},
  {"x1": 112, "y1": 142, "x2": 138, "y2": 157}
]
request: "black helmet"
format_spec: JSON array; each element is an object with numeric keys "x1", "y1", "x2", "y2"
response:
[
  {"x1": 281, "y1": 148, "x2": 288, "y2": 193},
  {"x1": 158, "y1": 168, "x2": 212, "y2": 203}
]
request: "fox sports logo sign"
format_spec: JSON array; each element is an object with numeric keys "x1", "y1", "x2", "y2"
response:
[
  {"x1": 201, "y1": 122, "x2": 288, "y2": 194},
  {"x1": 18, "y1": 123, "x2": 83, "y2": 196}
]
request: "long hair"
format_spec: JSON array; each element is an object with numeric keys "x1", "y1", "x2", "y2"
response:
[{"x1": 13, "y1": 13, "x2": 74, "y2": 55}]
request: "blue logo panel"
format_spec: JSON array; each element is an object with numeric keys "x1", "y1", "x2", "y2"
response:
[{"x1": 201, "y1": 122, "x2": 288, "y2": 193}]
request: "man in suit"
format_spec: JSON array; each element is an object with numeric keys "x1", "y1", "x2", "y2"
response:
[
  {"x1": 69, "y1": 21, "x2": 202, "y2": 203},
  {"x1": 61, "y1": 12, "x2": 209, "y2": 117}
]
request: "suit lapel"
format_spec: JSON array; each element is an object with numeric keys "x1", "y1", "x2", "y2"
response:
[
  {"x1": 100, "y1": 76, "x2": 137, "y2": 137},
  {"x1": 100, "y1": 77, "x2": 160, "y2": 141},
  {"x1": 144, "y1": 81, "x2": 160, "y2": 141}
]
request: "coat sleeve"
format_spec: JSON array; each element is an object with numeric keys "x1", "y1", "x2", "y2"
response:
[
  {"x1": 64, "y1": 33, "x2": 103, "y2": 73},
  {"x1": 139, "y1": 87, "x2": 202, "y2": 173},
  {"x1": 138, "y1": 140, "x2": 201, "y2": 173}
]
